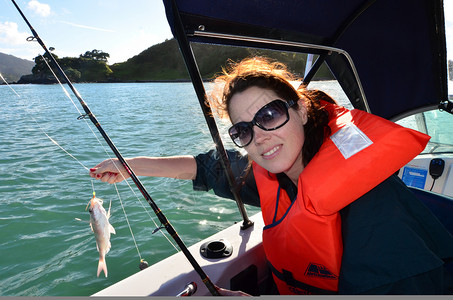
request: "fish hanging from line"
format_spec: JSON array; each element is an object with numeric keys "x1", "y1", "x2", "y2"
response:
[{"x1": 87, "y1": 195, "x2": 116, "y2": 277}]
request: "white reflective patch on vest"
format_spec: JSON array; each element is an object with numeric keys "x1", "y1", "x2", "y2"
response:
[{"x1": 330, "y1": 123, "x2": 373, "y2": 159}]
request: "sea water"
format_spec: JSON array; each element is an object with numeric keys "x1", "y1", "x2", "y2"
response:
[{"x1": 0, "y1": 81, "x2": 451, "y2": 296}]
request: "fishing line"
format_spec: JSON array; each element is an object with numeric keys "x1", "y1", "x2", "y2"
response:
[
  {"x1": 91, "y1": 180, "x2": 96, "y2": 196},
  {"x1": 38, "y1": 121, "x2": 91, "y2": 172},
  {"x1": 2, "y1": 71, "x2": 179, "y2": 254},
  {"x1": 21, "y1": 58, "x2": 182, "y2": 252},
  {"x1": 1, "y1": 71, "x2": 89, "y2": 171},
  {"x1": 3, "y1": 74, "x2": 157, "y2": 276},
  {"x1": 0, "y1": 72, "x2": 20, "y2": 96},
  {"x1": 33, "y1": 58, "x2": 180, "y2": 252},
  {"x1": 1, "y1": 72, "x2": 178, "y2": 259},
  {"x1": 113, "y1": 182, "x2": 143, "y2": 261},
  {"x1": 4, "y1": 64, "x2": 180, "y2": 255},
  {"x1": 38, "y1": 54, "x2": 84, "y2": 117},
  {"x1": 7, "y1": 59, "x2": 178, "y2": 235}
]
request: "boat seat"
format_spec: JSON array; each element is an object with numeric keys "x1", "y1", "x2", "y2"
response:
[
  {"x1": 408, "y1": 187, "x2": 453, "y2": 277},
  {"x1": 409, "y1": 187, "x2": 453, "y2": 235}
]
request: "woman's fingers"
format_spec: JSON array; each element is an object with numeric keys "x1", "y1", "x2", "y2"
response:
[
  {"x1": 216, "y1": 287, "x2": 251, "y2": 297},
  {"x1": 104, "y1": 172, "x2": 118, "y2": 184},
  {"x1": 89, "y1": 158, "x2": 128, "y2": 184}
]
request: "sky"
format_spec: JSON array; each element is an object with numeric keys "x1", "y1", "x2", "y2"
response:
[
  {"x1": 0, "y1": 0, "x2": 453, "y2": 65},
  {"x1": 0, "y1": 0, "x2": 173, "y2": 64}
]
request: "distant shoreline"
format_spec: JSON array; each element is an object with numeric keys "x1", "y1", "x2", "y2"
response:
[
  {"x1": 1, "y1": 77, "x2": 337, "y2": 85},
  {"x1": 0, "y1": 79, "x2": 194, "y2": 85}
]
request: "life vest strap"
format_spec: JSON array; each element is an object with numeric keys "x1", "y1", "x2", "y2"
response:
[{"x1": 268, "y1": 262, "x2": 337, "y2": 295}]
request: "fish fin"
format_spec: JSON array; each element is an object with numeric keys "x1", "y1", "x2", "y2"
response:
[
  {"x1": 105, "y1": 241, "x2": 111, "y2": 254},
  {"x1": 75, "y1": 218, "x2": 90, "y2": 224},
  {"x1": 109, "y1": 224, "x2": 116, "y2": 235},
  {"x1": 90, "y1": 223, "x2": 94, "y2": 232},
  {"x1": 97, "y1": 257, "x2": 108, "y2": 277},
  {"x1": 96, "y1": 242, "x2": 99, "y2": 252},
  {"x1": 86, "y1": 196, "x2": 94, "y2": 211}
]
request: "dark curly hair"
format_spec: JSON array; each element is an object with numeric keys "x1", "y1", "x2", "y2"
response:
[{"x1": 210, "y1": 57, "x2": 336, "y2": 167}]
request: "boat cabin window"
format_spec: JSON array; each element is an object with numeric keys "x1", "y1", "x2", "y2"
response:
[
  {"x1": 307, "y1": 79, "x2": 353, "y2": 110},
  {"x1": 396, "y1": 110, "x2": 453, "y2": 154}
]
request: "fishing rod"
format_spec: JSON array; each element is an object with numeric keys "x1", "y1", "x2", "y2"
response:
[{"x1": 10, "y1": 0, "x2": 220, "y2": 296}]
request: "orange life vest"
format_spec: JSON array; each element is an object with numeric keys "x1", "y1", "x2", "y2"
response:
[{"x1": 254, "y1": 102, "x2": 430, "y2": 295}]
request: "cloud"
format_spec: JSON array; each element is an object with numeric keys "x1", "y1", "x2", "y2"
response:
[
  {"x1": 0, "y1": 22, "x2": 30, "y2": 45},
  {"x1": 27, "y1": 0, "x2": 51, "y2": 17},
  {"x1": 58, "y1": 21, "x2": 115, "y2": 33},
  {"x1": 0, "y1": 22, "x2": 41, "y2": 60}
]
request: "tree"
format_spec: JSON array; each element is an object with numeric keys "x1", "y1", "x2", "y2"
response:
[
  {"x1": 29, "y1": 49, "x2": 113, "y2": 83},
  {"x1": 64, "y1": 68, "x2": 81, "y2": 82},
  {"x1": 80, "y1": 49, "x2": 110, "y2": 62},
  {"x1": 32, "y1": 52, "x2": 59, "y2": 75}
]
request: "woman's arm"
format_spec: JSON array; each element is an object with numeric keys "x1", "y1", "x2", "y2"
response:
[
  {"x1": 89, "y1": 155, "x2": 197, "y2": 184},
  {"x1": 90, "y1": 150, "x2": 261, "y2": 207}
]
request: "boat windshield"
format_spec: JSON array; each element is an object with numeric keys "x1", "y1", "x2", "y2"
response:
[{"x1": 396, "y1": 110, "x2": 453, "y2": 154}]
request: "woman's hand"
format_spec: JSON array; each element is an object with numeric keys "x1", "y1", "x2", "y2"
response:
[
  {"x1": 89, "y1": 158, "x2": 130, "y2": 184},
  {"x1": 216, "y1": 286, "x2": 251, "y2": 296}
]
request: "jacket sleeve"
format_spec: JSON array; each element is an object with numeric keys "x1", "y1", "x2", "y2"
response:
[{"x1": 192, "y1": 149, "x2": 260, "y2": 207}]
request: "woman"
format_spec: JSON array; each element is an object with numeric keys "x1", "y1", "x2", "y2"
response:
[{"x1": 90, "y1": 57, "x2": 453, "y2": 295}]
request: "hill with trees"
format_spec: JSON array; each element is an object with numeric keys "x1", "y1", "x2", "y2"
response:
[
  {"x1": 110, "y1": 38, "x2": 334, "y2": 81},
  {"x1": 0, "y1": 53, "x2": 34, "y2": 82},
  {"x1": 17, "y1": 49, "x2": 112, "y2": 84},
  {"x1": 16, "y1": 39, "x2": 335, "y2": 83}
]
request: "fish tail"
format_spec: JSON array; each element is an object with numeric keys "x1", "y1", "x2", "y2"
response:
[{"x1": 97, "y1": 256, "x2": 108, "y2": 277}]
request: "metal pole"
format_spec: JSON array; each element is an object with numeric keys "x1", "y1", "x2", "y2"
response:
[{"x1": 169, "y1": 0, "x2": 253, "y2": 230}]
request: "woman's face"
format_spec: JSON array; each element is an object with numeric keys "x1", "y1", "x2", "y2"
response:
[{"x1": 229, "y1": 86, "x2": 308, "y2": 182}]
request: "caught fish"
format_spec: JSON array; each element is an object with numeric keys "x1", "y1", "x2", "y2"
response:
[{"x1": 87, "y1": 196, "x2": 116, "y2": 277}]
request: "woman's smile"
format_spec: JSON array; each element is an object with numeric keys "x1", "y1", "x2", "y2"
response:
[{"x1": 262, "y1": 144, "x2": 282, "y2": 159}]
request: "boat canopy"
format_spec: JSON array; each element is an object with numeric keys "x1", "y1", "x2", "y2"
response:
[{"x1": 163, "y1": 0, "x2": 449, "y2": 121}]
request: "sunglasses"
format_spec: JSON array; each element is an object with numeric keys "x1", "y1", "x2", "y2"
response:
[{"x1": 228, "y1": 99, "x2": 297, "y2": 147}]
